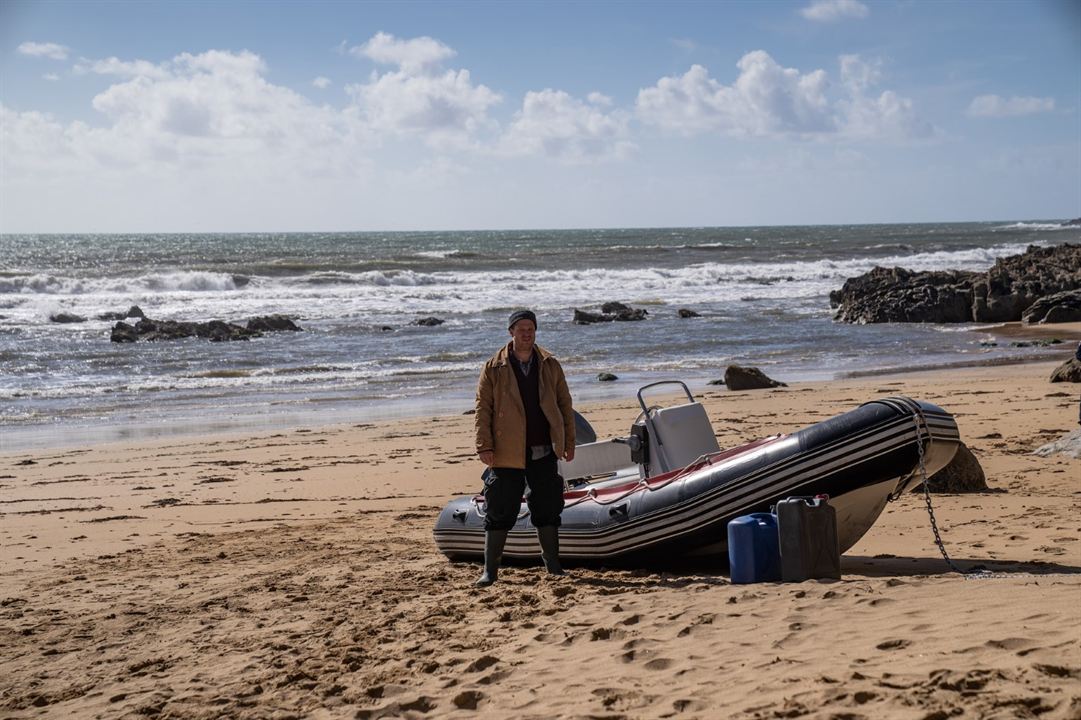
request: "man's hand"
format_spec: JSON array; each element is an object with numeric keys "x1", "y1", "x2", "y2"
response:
[
  {"x1": 479, "y1": 450, "x2": 494, "y2": 466},
  {"x1": 563, "y1": 446, "x2": 575, "y2": 462}
]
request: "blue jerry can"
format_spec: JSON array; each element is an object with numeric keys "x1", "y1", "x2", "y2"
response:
[{"x1": 727, "y1": 512, "x2": 781, "y2": 583}]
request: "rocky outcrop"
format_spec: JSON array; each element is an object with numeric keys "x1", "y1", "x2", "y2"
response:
[
  {"x1": 573, "y1": 302, "x2": 648, "y2": 324},
  {"x1": 832, "y1": 243, "x2": 1081, "y2": 324},
  {"x1": 723, "y1": 365, "x2": 787, "y2": 391},
  {"x1": 913, "y1": 443, "x2": 988, "y2": 493},
  {"x1": 97, "y1": 305, "x2": 145, "y2": 321},
  {"x1": 830, "y1": 268, "x2": 979, "y2": 323},
  {"x1": 971, "y1": 244, "x2": 1081, "y2": 322},
  {"x1": 678, "y1": 308, "x2": 701, "y2": 318},
  {"x1": 247, "y1": 315, "x2": 302, "y2": 332},
  {"x1": 1021, "y1": 290, "x2": 1081, "y2": 324},
  {"x1": 50, "y1": 312, "x2": 87, "y2": 323},
  {"x1": 597, "y1": 372, "x2": 618, "y2": 382},
  {"x1": 414, "y1": 317, "x2": 444, "y2": 327},
  {"x1": 110, "y1": 323, "x2": 138, "y2": 343},
  {"x1": 110, "y1": 315, "x2": 303, "y2": 343},
  {"x1": 1050, "y1": 358, "x2": 1081, "y2": 383}
]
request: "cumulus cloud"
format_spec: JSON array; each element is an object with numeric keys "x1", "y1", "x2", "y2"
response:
[
  {"x1": 839, "y1": 54, "x2": 880, "y2": 92},
  {"x1": 351, "y1": 32, "x2": 455, "y2": 75},
  {"x1": 74, "y1": 56, "x2": 171, "y2": 79},
  {"x1": 43, "y1": 73, "x2": 60, "y2": 82},
  {"x1": 313, "y1": 76, "x2": 331, "y2": 89},
  {"x1": 17, "y1": 41, "x2": 70, "y2": 60},
  {"x1": 967, "y1": 94, "x2": 1055, "y2": 117},
  {"x1": 835, "y1": 54, "x2": 933, "y2": 139},
  {"x1": 636, "y1": 52, "x2": 832, "y2": 136},
  {"x1": 800, "y1": 0, "x2": 869, "y2": 22},
  {"x1": 636, "y1": 51, "x2": 932, "y2": 141},
  {"x1": 500, "y1": 89, "x2": 634, "y2": 162},
  {"x1": 345, "y1": 32, "x2": 500, "y2": 146},
  {"x1": 3, "y1": 49, "x2": 366, "y2": 186}
]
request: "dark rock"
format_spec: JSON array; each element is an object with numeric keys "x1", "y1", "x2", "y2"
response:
[
  {"x1": 971, "y1": 244, "x2": 1081, "y2": 322},
  {"x1": 125, "y1": 318, "x2": 261, "y2": 342},
  {"x1": 678, "y1": 308, "x2": 701, "y2": 318},
  {"x1": 200, "y1": 320, "x2": 260, "y2": 342},
  {"x1": 247, "y1": 315, "x2": 302, "y2": 332},
  {"x1": 134, "y1": 318, "x2": 192, "y2": 341},
  {"x1": 573, "y1": 309, "x2": 612, "y2": 324},
  {"x1": 98, "y1": 305, "x2": 145, "y2": 321},
  {"x1": 1022, "y1": 290, "x2": 1081, "y2": 324},
  {"x1": 832, "y1": 243, "x2": 1081, "y2": 324},
  {"x1": 50, "y1": 312, "x2": 87, "y2": 323},
  {"x1": 597, "y1": 372, "x2": 618, "y2": 382},
  {"x1": 830, "y1": 267, "x2": 979, "y2": 323},
  {"x1": 601, "y1": 301, "x2": 632, "y2": 314},
  {"x1": 601, "y1": 302, "x2": 648, "y2": 321},
  {"x1": 1062, "y1": 218, "x2": 1081, "y2": 227},
  {"x1": 573, "y1": 303, "x2": 648, "y2": 324},
  {"x1": 724, "y1": 365, "x2": 787, "y2": 391},
  {"x1": 110, "y1": 322, "x2": 138, "y2": 343},
  {"x1": 231, "y1": 275, "x2": 251, "y2": 288},
  {"x1": 1050, "y1": 358, "x2": 1081, "y2": 383},
  {"x1": 381, "y1": 326, "x2": 394, "y2": 332},
  {"x1": 707, "y1": 378, "x2": 726, "y2": 385},
  {"x1": 914, "y1": 442, "x2": 988, "y2": 493},
  {"x1": 414, "y1": 317, "x2": 445, "y2": 327},
  {"x1": 614, "y1": 308, "x2": 648, "y2": 321}
]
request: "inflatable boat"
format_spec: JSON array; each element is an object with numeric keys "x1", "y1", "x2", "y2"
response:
[{"x1": 433, "y1": 381, "x2": 960, "y2": 565}]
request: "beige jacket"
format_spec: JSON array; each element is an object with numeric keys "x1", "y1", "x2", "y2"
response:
[{"x1": 475, "y1": 342, "x2": 575, "y2": 469}]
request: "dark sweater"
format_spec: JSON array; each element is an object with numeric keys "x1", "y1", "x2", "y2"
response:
[{"x1": 510, "y1": 352, "x2": 550, "y2": 448}]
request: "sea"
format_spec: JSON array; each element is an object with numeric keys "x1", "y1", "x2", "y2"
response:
[{"x1": 1, "y1": 222, "x2": 1077, "y2": 449}]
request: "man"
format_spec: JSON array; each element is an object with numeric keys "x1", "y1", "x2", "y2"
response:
[{"x1": 474, "y1": 309, "x2": 575, "y2": 587}]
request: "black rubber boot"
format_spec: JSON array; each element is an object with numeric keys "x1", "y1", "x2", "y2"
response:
[
  {"x1": 475, "y1": 530, "x2": 508, "y2": 587},
  {"x1": 536, "y1": 525, "x2": 565, "y2": 576}
]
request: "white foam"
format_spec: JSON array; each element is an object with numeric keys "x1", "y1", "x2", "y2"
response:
[
  {"x1": 0, "y1": 240, "x2": 1044, "y2": 326},
  {"x1": 993, "y1": 222, "x2": 1072, "y2": 231},
  {"x1": 0, "y1": 271, "x2": 239, "y2": 295}
]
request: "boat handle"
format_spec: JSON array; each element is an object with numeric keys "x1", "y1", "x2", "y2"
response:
[
  {"x1": 609, "y1": 503, "x2": 629, "y2": 518},
  {"x1": 636, "y1": 380, "x2": 694, "y2": 415}
]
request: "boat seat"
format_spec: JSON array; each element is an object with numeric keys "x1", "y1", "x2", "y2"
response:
[
  {"x1": 648, "y1": 402, "x2": 720, "y2": 472},
  {"x1": 558, "y1": 439, "x2": 634, "y2": 483}
]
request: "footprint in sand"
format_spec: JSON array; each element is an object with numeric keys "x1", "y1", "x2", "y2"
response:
[
  {"x1": 644, "y1": 658, "x2": 674, "y2": 670},
  {"x1": 452, "y1": 690, "x2": 485, "y2": 710},
  {"x1": 464, "y1": 655, "x2": 499, "y2": 673},
  {"x1": 876, "y1": 639, "x2": 911, "y2": 650}
]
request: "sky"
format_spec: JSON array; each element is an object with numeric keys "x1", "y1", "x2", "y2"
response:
[{"x1": 1, "y1": 0, "x2": 1079, "y2": 233}]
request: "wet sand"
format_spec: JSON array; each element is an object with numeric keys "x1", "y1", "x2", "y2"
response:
[{"x1": 1, "y1": 358, "x2": 1079, "y2": 718}]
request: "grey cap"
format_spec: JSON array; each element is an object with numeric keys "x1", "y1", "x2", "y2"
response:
[{"x1": 508, "y1": 309, "x2": 538, "y2": 329}]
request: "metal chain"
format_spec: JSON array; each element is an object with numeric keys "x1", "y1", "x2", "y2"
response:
[{"x1": 912, "y1": 411, "x2": 989, "y2": 577}]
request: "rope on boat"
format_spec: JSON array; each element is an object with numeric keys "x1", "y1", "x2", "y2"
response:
[{"x1": 561, "y1": 449, "x2": 723, "y2": 510}]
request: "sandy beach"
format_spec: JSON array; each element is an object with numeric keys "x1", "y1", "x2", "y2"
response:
[{"x1": 2, "y1": 353, "x2": 1079, "y2": 719}]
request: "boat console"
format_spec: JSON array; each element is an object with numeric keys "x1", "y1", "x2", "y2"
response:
[{"x1": 560, "y1": 381, "x2": 721, "y2": 486}]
